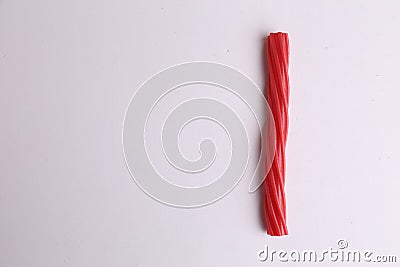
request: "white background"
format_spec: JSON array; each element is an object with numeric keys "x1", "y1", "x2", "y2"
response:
[{"x1": 1, "y1": 0, "x2": 400, "y2": 266}]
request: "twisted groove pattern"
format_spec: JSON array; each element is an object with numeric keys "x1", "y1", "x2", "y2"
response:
[{"x1": 264, "y1": 32, "x2": 289, "y2": 236}]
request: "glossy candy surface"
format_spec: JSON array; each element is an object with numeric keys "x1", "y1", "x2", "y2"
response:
[{"x1": 264, "y1": 32, "x2": 290, "y2": 236}]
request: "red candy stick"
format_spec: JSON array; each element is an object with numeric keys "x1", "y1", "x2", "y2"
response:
[{"x1": 264, "y1": 32, "x2": 289, "y2": 236}]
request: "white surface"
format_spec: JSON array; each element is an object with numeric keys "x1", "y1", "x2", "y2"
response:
[{"x1": 1, "y1": 0, "x2": 400, "y2": 266}]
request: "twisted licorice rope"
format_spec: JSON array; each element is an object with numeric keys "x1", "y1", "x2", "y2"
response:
[{"x1": 264, "y1": 32, "x2": 289, "y2": 236}]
